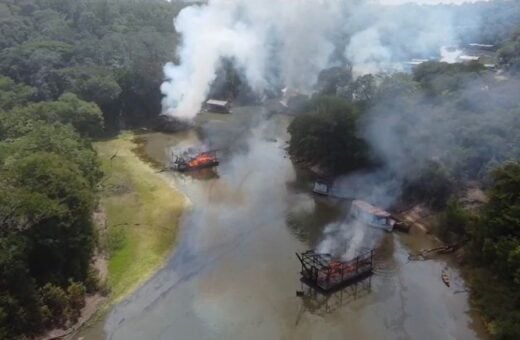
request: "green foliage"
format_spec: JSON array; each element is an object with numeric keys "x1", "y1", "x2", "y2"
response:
[
  {"x1": 368, "y1": 66, "x2": 519, "y2": 185},
  {"x1": 288, "y1": 96, "x2": 370, "y2": 174},
  {"x1": 1, "y1": 93, "x2": 104, "y2": 139},
  {"x1": 0, "y1": 78, "x2": 101, "y2": 337},
  {"x1": 498, "y1": 29, "x2": 520, "y2": 72},
  {"x1": 465, "y1": 162, "x2": 520, "y2": 338},
  {"x1": 338, "y1": 74, "x2": 377, "y2": 105},
  {"x1": 2, "y1": 123, "x2": 102, "y2": 186},
  {"x1": 437, "y1": 199, "x2": 474, "y2": 241},
  {"x1": 376, "y1": 73, "x2": 419, "y2": 102},
  {"x1": 107, "y1": 225, "x2": 127, "y2": 255},
  {"x1": 467, "y1": 267, "x2": 520, "y2": 340},
  {"x1": 403, "y1": 162, "x2": 455, "y2": 209},
  {"x1": 40, "y1": 283, "x2": 69, "y2": 325},
  {"x1": 59, "y1": 66, "x2": 122, "y2": 108},
  {"x1": 66, "y1": 281, "x2": 86, "y2": 317},
  {"x1": 413, "y1": 61, "x2": 485, "y2": 97},
  {"x1": 316, "y1": 66, "x2": 352, "y2": 96},
  {"x1": 0, "y1": 0, "x2": 184, "y2": 131},
  {"x1": 0, "y1": 76, "x2": 35, "y2": 110},
  {"x1": 0, "y1": 234, "x2": 42, "y2": 337},
  {"x1": 469, "y1": 162, "x2": 520, "y2": 277}
]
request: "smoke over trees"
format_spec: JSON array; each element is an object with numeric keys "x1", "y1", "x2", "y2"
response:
[
  {"x1": 160, "y1": 0, "x2": 520, "y2": 120},
  {"x1": 288, "y1": 96, "x2": 370, "y2": 174},
  {"x1": 0, "y1": 0, "x2": 519, "y2": 338}
]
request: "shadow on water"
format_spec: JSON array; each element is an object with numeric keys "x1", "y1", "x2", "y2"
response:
[
  {"x1": 180, "y1": 168, "x2": 220, "y2": 181},
  {"x1": 297, "y1": 276, "x2": 373, "y2": 318}
]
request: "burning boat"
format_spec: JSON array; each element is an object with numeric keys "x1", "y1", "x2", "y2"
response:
[
  {"x1": 296, "y1": 249, "x2": 374, "y2": 294},
  {"x1": 171, "y1": 151, "x2": 219, "y2": 172},
  {"x1": 350, "y1": 200, "x2": 396, "y2": 232}
]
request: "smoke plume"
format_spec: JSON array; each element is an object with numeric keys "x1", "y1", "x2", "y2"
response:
[
  {"x1": 161, "y1": 0, "x2": 341, "y2": 120},
  {"x1": 162, "y1": 0, "x2": 475, "y2": 120}
]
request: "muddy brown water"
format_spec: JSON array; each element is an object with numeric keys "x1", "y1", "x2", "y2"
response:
[{"x1": 79, "y1": 109, "x2": 487, "y2": 340}]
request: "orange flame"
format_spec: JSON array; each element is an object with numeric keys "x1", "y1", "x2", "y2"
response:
[{"x1": 187, "y1": 152, "x2": 217, "y2": 168}]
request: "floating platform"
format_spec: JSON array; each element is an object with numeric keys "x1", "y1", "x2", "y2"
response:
[{"x1": 296, "y1": 249, "x2": 374, "y2": 295}]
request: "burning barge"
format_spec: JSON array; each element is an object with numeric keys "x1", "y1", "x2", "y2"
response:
[
  {"x1": 296, "y1": 249, "x2": 374, "y2": 294},
  {"x1": 170, "y1": 150, "x2": 219, "y2": 172}
]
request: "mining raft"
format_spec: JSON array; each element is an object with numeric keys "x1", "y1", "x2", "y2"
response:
[
  {"x1": 350, "y1": 200, "x2": 410, "y2": 233},
  {"x1": 296, "y1": 249, "x2": 374, "y2": 294},
  {"x1": 170, "y1": 150, "x2": 219, "y2": 172}
]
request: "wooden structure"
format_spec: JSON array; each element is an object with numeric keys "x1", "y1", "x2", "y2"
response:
[
  {"x1": 350, "y1": 200, "x2": 395, "y2": 232},
  {"x1": 204, "y1": 99, "x2": 231, "y2": 113},
  {"x1": 296, "y1": 249, "x2": 374, "y2": 294},
  {"x1": 170, "y1": 150, "x2": 219, "y2": 172}
]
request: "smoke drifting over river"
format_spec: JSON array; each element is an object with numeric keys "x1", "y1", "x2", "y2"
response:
[
  {"x1": 161, "y1": 0, "x2": 516, "y2": 261},
  {"x1": 161, "y1": 0, "x2": 473, "y2": 120}
]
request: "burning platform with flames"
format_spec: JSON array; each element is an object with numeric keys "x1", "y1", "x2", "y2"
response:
[
  {"x1": 296, "y1": 249, "x2": 374, "y2": 294},
  {"x1": 170, "y1": 150, "x2": 219, "y2": 172}
]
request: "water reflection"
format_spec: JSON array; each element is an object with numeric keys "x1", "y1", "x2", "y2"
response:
[
  {"x1": 95, "y1": 109, "x2": 487, "y2": 340},
  {"x1": 179, "y1": 167, "x2": 220, "y2": 181},
  {"x1": 286, "y1": 197, "x2": 344, "y2": 245},
  {"x1": 297, "y1": 276, "x2": 373, "y2": 317}
]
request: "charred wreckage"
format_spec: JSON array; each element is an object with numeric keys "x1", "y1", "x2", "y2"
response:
[
  {"x1": 296, "y1": 249, "x2": 374, "y2": 295},
  {"x1": 169, "y1": 150, "x2": 219, "y2": 172}
]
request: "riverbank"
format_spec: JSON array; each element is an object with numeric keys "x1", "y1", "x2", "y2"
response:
[
  {"x1": 94, "y1": 132, "x2": 187, "y2": 302},
  {"x1": 41, "y1": 132, "x2": 187, "y2": 339},
  {"x1": 100, "y1": 115, "x2": 487, "y2": 340}
]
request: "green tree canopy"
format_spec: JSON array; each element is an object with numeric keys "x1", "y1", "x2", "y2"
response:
[{"x1": 288, "y1": 96, "x2": 370, "y2": 174}]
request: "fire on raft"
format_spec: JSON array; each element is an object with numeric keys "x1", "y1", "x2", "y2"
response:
[
  {"x1": 170, "y1": 150, "x2": 219, "y2": 172},
  {"x1": 296, "y1": 249, "x2": 374, "y2": 294}
]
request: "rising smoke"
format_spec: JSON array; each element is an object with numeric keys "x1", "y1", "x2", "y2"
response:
[
  {"x1": 162, "y1": 0, "x2": 506, "y2": 259},
  {"x1": 161, "y1": 0, "x2": 470, "y2": 120},
  {"x1": 161, "y1": 0, "x2": 341, "y2": 119}
]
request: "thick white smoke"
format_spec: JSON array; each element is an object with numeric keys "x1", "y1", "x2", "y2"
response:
[
  {"x1": 161, "y1": 0, "x2": 475, "y2": 119},
  {"x1": 161, "y1": 0, "x2": 341, "y2": 120}
]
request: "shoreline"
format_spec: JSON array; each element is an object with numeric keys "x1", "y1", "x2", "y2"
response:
[{"x1": 46, "y1": 131, "x2": 188, "y2": 339}]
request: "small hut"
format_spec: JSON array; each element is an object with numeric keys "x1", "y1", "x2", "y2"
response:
[
  {"x1": 204, "y1": 99, "x2": 231, "y2": 113},
  {"x1": 350, "y1": 200, "x2": 395, "y2": 232}
]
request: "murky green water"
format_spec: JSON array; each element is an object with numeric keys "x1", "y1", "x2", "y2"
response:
[{"x1": 78, "y1": 109, "x2": 487, "y2": 340}]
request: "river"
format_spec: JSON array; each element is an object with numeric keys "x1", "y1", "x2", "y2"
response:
[{"x1": 80, "y1": 107, "x2": 486, "y2": 340}]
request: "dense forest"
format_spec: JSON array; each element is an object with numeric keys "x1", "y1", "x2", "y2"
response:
[
  {"x1": 0, "y1": 77, "x2": 103, "y2": 337},
  {"x1": 0, "y1": 0, "x2": 185, "y2": 337},
  {"x1": 0, "y1": 0, "x2": 519, "y2": 338},
  {"x1": 0, "y1": 0, "x2": 183, "y2": 131},
  {"x1": 288, "y1": 33, "x2": 520, "y2": 340}
]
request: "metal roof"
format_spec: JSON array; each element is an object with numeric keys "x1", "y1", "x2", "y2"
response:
[{"x1": 206, "y1": 99, "x2": 229, "y2": 106}]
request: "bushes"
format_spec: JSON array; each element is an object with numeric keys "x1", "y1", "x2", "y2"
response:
[
  {"x1": 40, "y1": 282, "x2": 86, "y2": 327},
  {"x1": 403, "y1": 162, "x2": 455, "y2": 209},
  {"x1": 436, "y1": 200, "x2": 475, "y2": 242},
  {"x1": 464, "y1": 162, "x2": 520, "y2": 339},
  {"x1": 288, "y1": 96, "x2": 370, "y2": 174},
  {"x1": 0, "y1": 78, "x2": 101, "y2": 337}
]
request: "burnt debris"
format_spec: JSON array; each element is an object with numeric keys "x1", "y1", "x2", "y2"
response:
[
  {"x1": 170, "y1": 150, "x2": 219, "y2": 172},
  {"x1": 296, "y1": 249, "x2": 374, "y2": 294}
]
